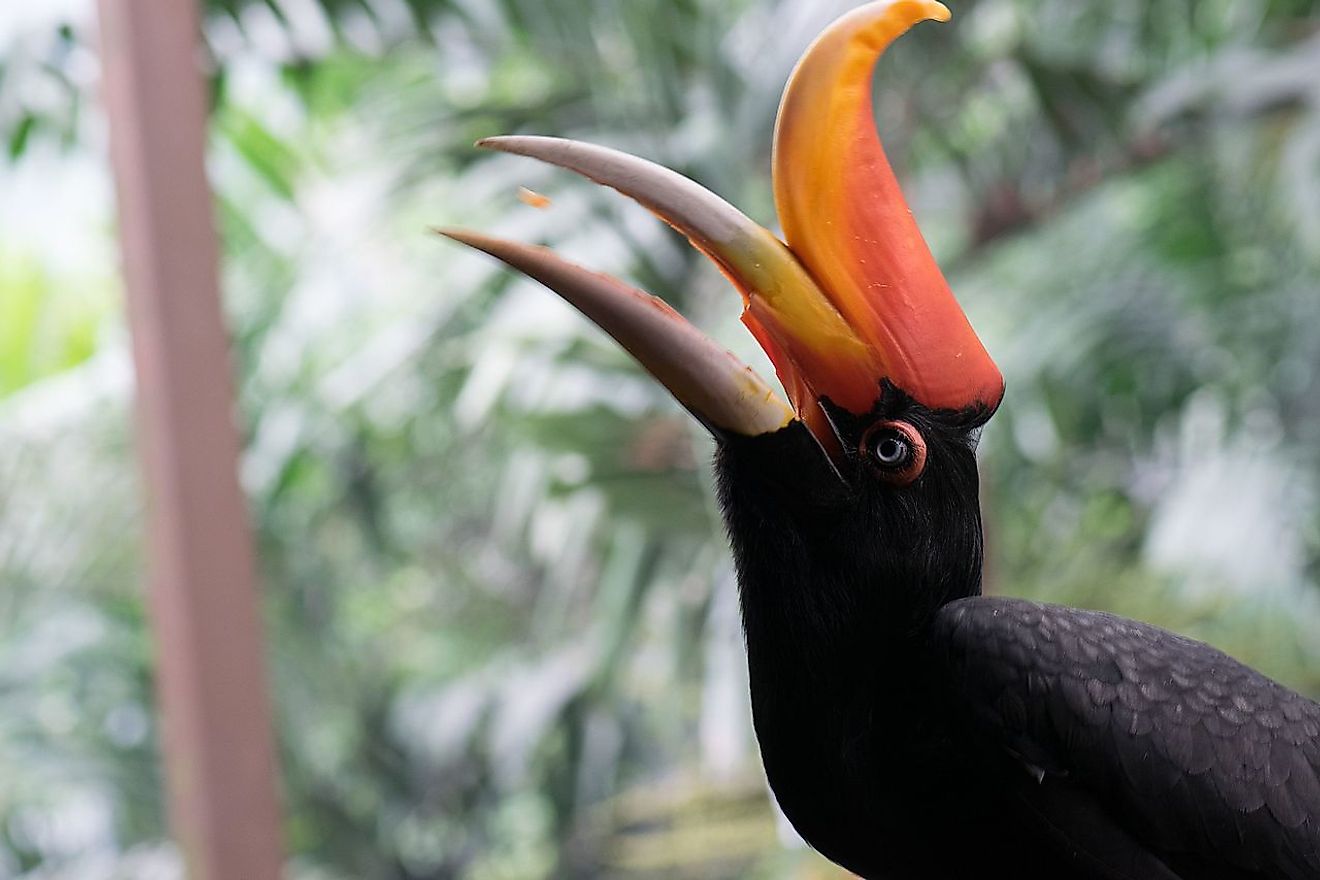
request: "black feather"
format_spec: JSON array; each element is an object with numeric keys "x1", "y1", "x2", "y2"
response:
[
  {"x1": 933, "y1": 598, "x2": 1320, "y2": 879},
  {"x1": 712, "y1": 395, "x2": 1320, "y2": 879}
]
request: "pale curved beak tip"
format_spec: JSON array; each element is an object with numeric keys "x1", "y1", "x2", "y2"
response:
[
  {"x1": 434, "y1": 226, "x2": 796, "y2": 439},
  {"x1": 432, "y1": 226, "x2": 476, "y2": 245}
]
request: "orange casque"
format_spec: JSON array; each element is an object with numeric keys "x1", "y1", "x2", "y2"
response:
[{"x1": 751, "y1": 0, "x2": 1003, "y2": 423}]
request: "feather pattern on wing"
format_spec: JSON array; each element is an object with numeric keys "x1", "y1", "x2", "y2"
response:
[{"x1": 933, "y1": 597, "x2": 1320, "y2": 880}]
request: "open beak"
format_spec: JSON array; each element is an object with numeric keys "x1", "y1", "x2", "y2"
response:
[{"x1": 438, "y1": 0, "x2": 1002, "y2": 456}]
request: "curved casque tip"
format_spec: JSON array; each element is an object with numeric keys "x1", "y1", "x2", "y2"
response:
[{"x1": 773, "y1": 0, "x2": 1003, "y2": 415}]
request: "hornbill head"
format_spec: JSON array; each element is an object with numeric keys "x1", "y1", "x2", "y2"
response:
[{"x1": 441, "y1": 0, "x2": 1004, "y2": 618}]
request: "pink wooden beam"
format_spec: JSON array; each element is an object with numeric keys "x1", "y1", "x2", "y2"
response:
[{"x1": 97, "y1": 1, "x2": 285, "y2": 876}]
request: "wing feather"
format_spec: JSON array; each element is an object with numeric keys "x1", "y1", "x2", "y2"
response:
[{"x1": 933, "y1": 596, "x2": 1320, "y2": 879}]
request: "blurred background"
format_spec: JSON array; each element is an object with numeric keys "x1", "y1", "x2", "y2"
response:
[{"x1": 2, "y1": 0, "x2": 1319, "y2": 877}]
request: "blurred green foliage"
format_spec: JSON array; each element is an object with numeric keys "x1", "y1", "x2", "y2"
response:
[
  {"x1": 1, "y1": 0, "x2": 1319, "y2": 877},
  {"x1": 0, "y1": 253, "x2": 111, "y2": 396}
]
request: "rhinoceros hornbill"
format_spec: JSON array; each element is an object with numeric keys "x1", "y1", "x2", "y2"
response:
[{"x1": 439, "y1": 2, "x2": 1320, "y2": 877}]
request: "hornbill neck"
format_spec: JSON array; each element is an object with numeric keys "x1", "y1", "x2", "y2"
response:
[
  {"x1": 714, "y1": 420, "x2": 986, "y2": 664},
  {"x1": 712, "y1": 420, "x2": 986, "y2": 872}
]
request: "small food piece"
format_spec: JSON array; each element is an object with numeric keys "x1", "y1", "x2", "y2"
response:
[{"x1": 517, "y1": 186, "x2": 552, "y2": 209}]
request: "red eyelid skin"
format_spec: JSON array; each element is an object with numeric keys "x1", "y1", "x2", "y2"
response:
[{"x1": 864, "y1": 419, "x2": 927, "y2": 486}]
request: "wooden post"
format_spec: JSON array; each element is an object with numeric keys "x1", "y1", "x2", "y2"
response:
[{"x1": 97, "y1": 1, "x2": 285, "y2": 877}]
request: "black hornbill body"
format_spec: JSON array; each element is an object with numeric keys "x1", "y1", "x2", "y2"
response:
[{"x1": 441, "y1": 2, "x2": 1320, "y2": 877}]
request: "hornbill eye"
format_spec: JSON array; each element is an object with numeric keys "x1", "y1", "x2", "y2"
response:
[
  {"x1": 873, "y1": 433, "x2": 908, "y2": 465},
  {"x1": 863, "y1": 420, "x2": 926, "y2": 485}
]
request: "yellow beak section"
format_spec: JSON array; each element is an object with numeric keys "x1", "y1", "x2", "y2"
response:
[{"x1": 773, "y1": 0, "x2": 1004, "y2": 414}]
